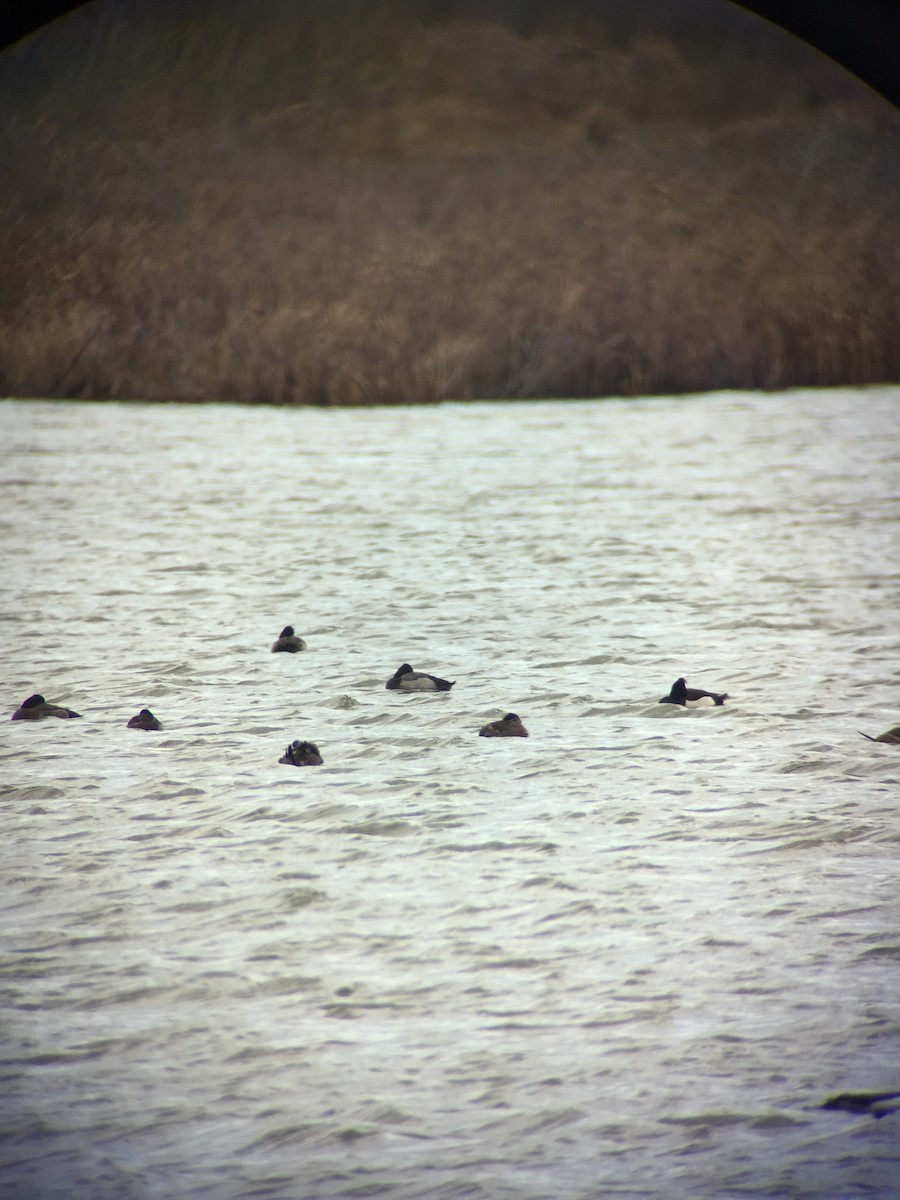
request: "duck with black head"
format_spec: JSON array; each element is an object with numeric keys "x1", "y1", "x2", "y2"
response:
[
  {"x1": 271, "y1": 625, "x2": 307, "y2": 653},
  {"x1": 127, "y1": 709, "x2": 162, "y2": 730},
  {"x1": 278, "y1": 739, "x2": 323, "y2": 766},
  {"x1": 479, "y1": 713, "x2": 529, "y2": 738},
  {"x1": 12, "y1": 694, "x2": 81, "y2": 720},
  {"x1": 659, "y1": 677, "x2": 728, "y2": 707},
  {"x1": 386, "y1": 664, "x2": 455, "y2": 692}
]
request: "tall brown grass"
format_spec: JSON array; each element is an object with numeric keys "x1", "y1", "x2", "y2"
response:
[{"x1": 1, "y1": 0, "x2": 897, "y2": 404}]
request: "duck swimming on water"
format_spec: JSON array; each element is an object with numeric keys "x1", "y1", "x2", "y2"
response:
[
  {"x1": 12, "y1": 694, "x2": 81, "y2": 720},
  {"x1": 659, "y1": 677, "x2": 728, "y2": 707},
  {"x1": 127, "y1": 709, "x2": 161, "y2": 730},
  {"x1": 479, "y1": 713, "x2": 529, "y2": 737},
  {"x1": 385, "y1": 664, "x2": 455, "y2": 692},
  {"x1": 278, "y1": 739, "x2": 323, "y2": 766},
  {"x1": 271, "y1": 625, "x2": 307, "y2": 653}
]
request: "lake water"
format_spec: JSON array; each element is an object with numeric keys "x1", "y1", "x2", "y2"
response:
[{"x1": 2, "y1": 388, "x2": 899, "y2": 1199}]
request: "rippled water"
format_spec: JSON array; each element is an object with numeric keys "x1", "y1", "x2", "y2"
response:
[{"x1": 2, "y1": 389, "x2": 899, "y2": 1199}]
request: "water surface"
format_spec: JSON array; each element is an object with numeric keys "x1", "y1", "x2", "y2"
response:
[{"x1": 2, "y1": 389, "x2": 899, "y2": 1198}]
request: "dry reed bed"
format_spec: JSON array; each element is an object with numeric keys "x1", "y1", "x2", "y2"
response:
[{"x1": 1, "y1": 2, "x2": 898, "y2": 403}]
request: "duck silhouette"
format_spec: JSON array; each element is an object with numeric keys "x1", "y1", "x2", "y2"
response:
[
  {"x1": 127, "y1": 709, "x2": 162, "y2": 730},
  {"x1": 659, "y1": 677, "x2": 728, "y2": 707},
  {"x1": 385, "y1": 663, "x2": 455, "y2": 691},
  {"x1": 479, "y1": 712, "x2": 529, "y2": 737},
  {"x1": 278, "y1": 739, "x2": 323, "y2": 766},
  {"x1": 271, "y1": 625, "x2": 307, "y2": 653},
  {"x1": 12, "y1": 694, "x2": 81, "y2": 721}
]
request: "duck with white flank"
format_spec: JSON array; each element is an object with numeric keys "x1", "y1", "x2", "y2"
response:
[
  {"x1": 278, "y1": 739, "x2": 323, "y2": 766},
  {"x1": 385, "y1": 663, "x2": 455, "y2": 691},
  {"x1": 659, "y1": 677, "x2": 729, "y2": 707},
  {"x1": 859, "y1": 725, "x2": 900, "y2": 744},
  {"x1": 479, "y1": 713, "x2": 529, "y2": 738},
  {"x1": 271, "y1": 625, "x2": 307, "y2": 653},
  {"x1": 12, "y1": 694, "x2": 82, "y2": 720},
  {"x1": 127, "y1": 709, "x2": 162, "y2": 730}
]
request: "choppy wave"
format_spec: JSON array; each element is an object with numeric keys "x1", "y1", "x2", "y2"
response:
[{"x1": 1, "y1": 388, "x2": 899, "y2": 1199}]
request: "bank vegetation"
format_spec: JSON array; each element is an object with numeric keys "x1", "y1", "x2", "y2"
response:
[{"x1": 1, "y1": 0, "x2": 897, "y2": 404}]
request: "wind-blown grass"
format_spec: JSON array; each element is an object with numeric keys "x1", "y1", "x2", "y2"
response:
[{"x1": 1, "y1": 0, "x2": 897, "y2": 404}]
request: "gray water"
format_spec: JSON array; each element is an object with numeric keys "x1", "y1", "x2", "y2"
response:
[{"x1": 2, "y1": 389, "x2": 899, "y2": 1200}]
